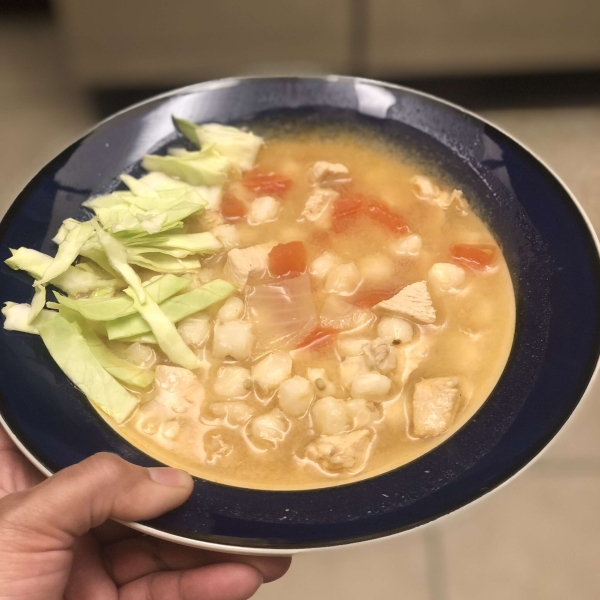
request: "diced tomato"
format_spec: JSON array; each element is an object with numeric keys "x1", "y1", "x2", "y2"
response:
[
  {"x1": 297, "y1": 326, "x2": 337, "y2": 350},
  {"x1": 332, "y1": 195, "x2": 363, "y2": 233},
  {"x1": 450, "y1": 243, "x2": 497, "y2": 271},
  {"x1": 351, "y1": 286, "x2": 400, "y2": 309},
  {"x1": 243, "y1": 171, "x2": 292, "y2": 196},
  {"x1": 268, "y1": 241, "x2": 307, "y2": 278},
  {"x1": 365, "y1": 201, "x2": 410, "y2": 235},
  {"x1": 220, "y1": 195, "x2": 246, "y2": 221}
]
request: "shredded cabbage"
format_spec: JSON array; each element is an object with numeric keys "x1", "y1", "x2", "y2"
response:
[
  {"x1": 54, "y1": 273, "x2": 189, "y2": 321},
  {"x1": 92, "y1": 221, "x2": 147, "y2": 302},
  {"x1": 107, "y1": 279, "x2": 234, "y2": 340},
  {"x1": 126, "y1": 232, "x2": 222, "y2": 254},
  {"x1": 76, "y1": 319, "x2": 155, "y2": 388},
  {"x1": 173, "y1": 118, "x2": 263, "y2": 171},
  {"x1": 37, "y1": 315, "x2": 139, "y2": 424},
  {"x1": 123, "y1": 289, "x2": 200, "y2": 370},
  {"x1": 142, "y1": 145, "x2": 231, "y2": 187},
  {"x1": 2, "y1": 302, "x2": 57, "y2": 334}
]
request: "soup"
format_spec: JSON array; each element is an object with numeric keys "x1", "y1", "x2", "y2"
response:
[{"x1": 3, "y1": 119, "x2": 515, "y2": 490}]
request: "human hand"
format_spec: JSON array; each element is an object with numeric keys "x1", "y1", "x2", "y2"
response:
[{"x1": 0, "y1": 427, "x2": 291, "y2": 599}]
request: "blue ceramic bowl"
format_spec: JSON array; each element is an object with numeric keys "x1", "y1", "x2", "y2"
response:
[{"x1": 1, "y1": 77, "x2": 599, "y2": 553}]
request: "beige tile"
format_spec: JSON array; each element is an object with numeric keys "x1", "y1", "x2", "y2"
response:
[
  {"x1": 53, "y1": 0, "x2": 351, "y2": 85},
  {"x1": 439, "y1": 470, "x2": 600, "y2": 600},
  {"x1": 255, "y1": 531, "x2": 430, "y2": 600}
]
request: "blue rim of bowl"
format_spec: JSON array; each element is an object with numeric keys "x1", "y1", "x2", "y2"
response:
[{"x1": 1, "y1": 76, "x2": 599, "y2": 552}]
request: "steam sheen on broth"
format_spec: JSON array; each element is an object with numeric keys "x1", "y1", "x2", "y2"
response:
[{"x1": 118, "y1": 130, "x2": 515, "y2": 490}]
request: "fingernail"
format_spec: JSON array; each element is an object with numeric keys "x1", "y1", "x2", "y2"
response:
[{"x1": 148, "y1": 467, "x2": 192, "y2": 487}]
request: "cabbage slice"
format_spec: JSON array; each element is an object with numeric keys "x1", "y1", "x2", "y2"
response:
[
  {"x1": 84, "y1": 187, "x2": 207, "y2": 236},
  {"x1": 120, "y1": 173, "x2": 159, "y2": 198},
  {"x1": 28, "y1": 221, "x2": 96, "y2": 323},
  {"x1": 124, "y1": 289, "x2": 200, "y2": 370},
  {"x1": 37, "y1": 221, "x2": 95, "y2": 287},
  {"x1": 142, "y1": 145, "x2": 231, "y2": 187},
  {"x1": 138, "y1": 172, "x2": 222, "y2": 210},
  {"x1": 2, "y1": 302, "x2": 57, "y2": 334},
  {"x1": 77, "y1": 320, "x2": 155, "y2": 388},
  {"x1": 92, "y1": 221, "x2": 147, "y2": 302},
  {"x1": 37, "y1": 315, "x2": 139, "y2": 424},
  {"x1": 126, "y1": 252, "x2": 201, "y2": 274},
  {"x1": 54, "y1": 273, "x2": 189, "y2": 321},
  {"x1": 173, "y1": 118, "x2": 263, "y2": 171},
  {"x1": 120, "y1": 332, "x2": 158, "y2": 344},
  {"x1": 126, "y1": 232, "x2": 222, "y2": 254},
  {"x1": 107, "y1": 279, "x2": 234, "y2": 340}
]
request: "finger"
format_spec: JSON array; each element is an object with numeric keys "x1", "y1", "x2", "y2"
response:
[
  {"x1": 104, "y1": 536, "x2": 291, "y2": 585},
  {"x1": 64, "y1": 534, "x2": 117, "y2": 600},
  {"x1": 119, "y1": 562, "x2": 262, "y2": 600},
  {"x1": 0, "y1": 427, "x2": 45, "y2": 497},
  {"x1": 0, "y1": 453, "x2": 193, "y2": 551},
  {"x1": 93, "y1": 520, "x2": 142, "y2": 545}
]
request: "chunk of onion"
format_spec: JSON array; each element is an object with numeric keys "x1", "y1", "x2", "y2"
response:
[{"x1": 246, "y1": 273, "x2": 317, "y2": 348}]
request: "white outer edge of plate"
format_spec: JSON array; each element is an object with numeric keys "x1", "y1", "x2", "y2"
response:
[{"x1": 1, "y1": 76, "x2": 599, "y2": 556}]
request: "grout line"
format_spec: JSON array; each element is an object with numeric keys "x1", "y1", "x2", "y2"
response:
[
  {"x1": 349, "y1": 0, "x2": 368, "y2": 76},
  {"x1": 424, "y1": 526, "x2": 448, "y2": 600}
]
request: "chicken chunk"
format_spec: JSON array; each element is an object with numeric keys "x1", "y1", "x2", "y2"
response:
[
  {"x1": 301, "y1": 188, "x2": 339, "y2": 222},
  {"x1": 251, "y1": 351, "x2": 293, "y2": 391},
  {"x1": 154, "y1": 365, "x2": 205, "y2": 413},
  {"x1": 212, "y1": 321, "x2": 254, "y2": 360},
  {"x1": 428, "y1": 262, "x2": 466, "y2": 294},
  {"x1": 250, "y1": 409, "x2": 289, "y2": 446},
  {"x1": 311, "y1": 396, "x2": 352, "y2": 435},
  {"x1": 223, "y1": 243, "x2": 272, "y2": 288},
  {"x1": 412, "y1": 377, "x2": 461, "y2": 437},
  {"x1": 247, "y1": 196, "x2": 280, "y2": 225},
  {"x1": 375, "y1": 281, "x2": 436, "y2": 324},
  {"x1": 305, "y1": 429, "x2": 371, "y2": 471},
  {"x1": 411, "y1": 176, "x2": 466, "y2": 211},
  {"x1": 310, "y1": 161, "x2": 351, "y2": 186}
]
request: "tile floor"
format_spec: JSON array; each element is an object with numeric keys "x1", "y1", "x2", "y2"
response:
[{"x1": 2, "y1": 15, "x2": 600, "y2": 600}]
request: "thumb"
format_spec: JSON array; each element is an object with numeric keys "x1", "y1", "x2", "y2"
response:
[{"x1": 0, "y1": 452, "x2": 193, "y2": 549}]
